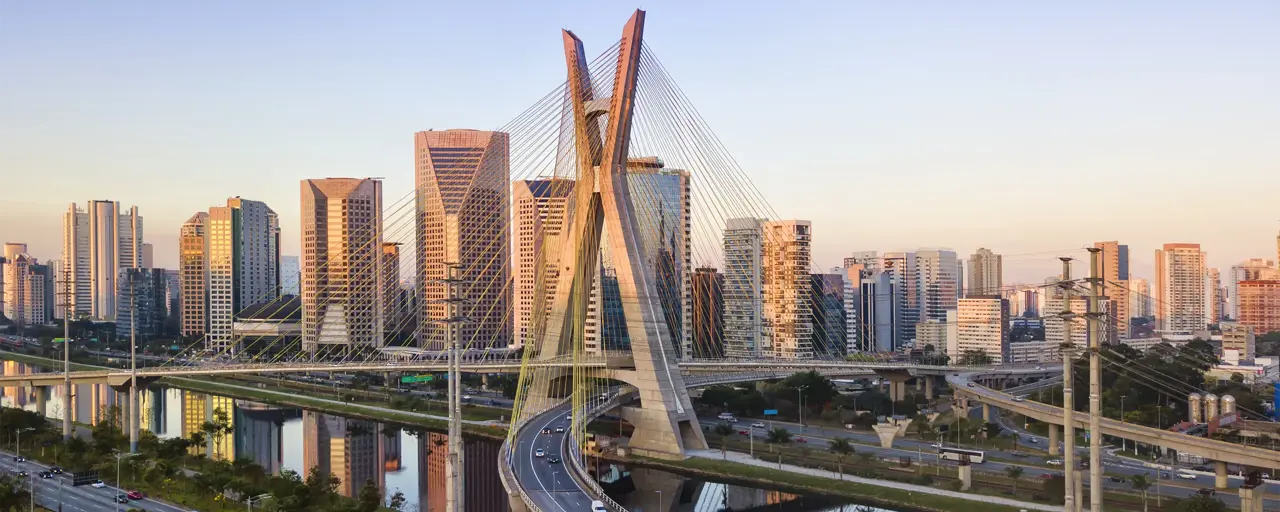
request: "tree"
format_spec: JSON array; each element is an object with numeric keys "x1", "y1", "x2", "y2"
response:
[
  {"x1": 1129, "y1": 474, "x2": 1151, "y2": 512},
  {"x1": 357, "y1": 479, "x2": 381, "y2": 512},
  {"x1": 1173, "y1": 493, "x2": 1228, "y2": 512},
  {"x1": 712, "y1": 424, "x2": 737, "y2": 460},
  {"x1": 1230, "y1": 372, "x2": 1244, "y2": 384},
  {"x1": 388, "y1": 490, "x2": 407, "y2": 511},
  {"x1": 766, "y1": 427, "x2": 792, "y2": 444},
  {"x1": 958, "y1": 349, "x2": 994, "y2": 366},
  {"x1": 1004, "y1": 465, "x2": 1024, "y2": 495},
  {"x1": 828, "y1": 437, "x2": 854, "y2": 480}
]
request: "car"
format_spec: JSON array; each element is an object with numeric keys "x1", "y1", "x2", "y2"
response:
[
  {"x1": 1011, "y1": 451, "x2": 1028, "y2": 457},
  {"x1": 1263, "y1": 472, "x2": 1272, "y2": 479},
  {"x1": 967, "y1": 382, "x2": 976, "y2": 387},
  {"x1": 565, "y1": 414, "x2": 572, "y2": 421},
  {"x1": 1108, "y1": 476, "x2": 1126, "y2": 483},
  {"x1": 1046, "y1": 459, "x2": 1063, "y2": 466},
  {"x1": 49, "y1": 466, "x2": 62, "y2": 474},
  {"x1": 91, "y1": 480, "x2": 106, "y2": 488},
  {"x1": 738, "y1": 430, "x2": 749, "y2": 436},
  {"x1": 1192, "y1": 465, "x2": 1209, "y2": 472},
  {"x1": 555, "y1": 426, "x2": 565, "y2": 433},
  {"x1": 462, "y1": 395, "x2": 472, "y2": 401},
  {"x1": 10, "y1": 470, "x2": 26, "y2": 478},
  {"x1": 37, "y1": 471, "x2": 51, "y2": 479},
  {"x1": 718, "y1": 412, "x2": 734, "y2": 419},
  {"x1": 114, "y1": 494, "x2": 130, "y2": 504},
  {"x1": 1177, "y1": 472, "x2": 1197, "y2": 480},
  {"x1": 1160, "y1": 472, "x2": 1172, "y2": 479},
  {"x1": 795, "y1": 437, "x2": 808, "y2": 443},
  {"x1": 127, "y1": 491, "x2": 144, "y2": 500},
  {"x1": 542, "y1": 428, "x2": 553, "y2": 435},
  {"x1": 1039, "y1": 473, "x2": 1054, "y2": 480},
  {"x1": 547, "y1": 457, "x2": 561, "y2": 464},
  {"x1": 591, "y1": 501, "x2": 608, "y2": 512},
  {"x1": 534, "y1": 448, "x2": 546, "y2": 458},
  {"x1": 1027, "y1": 438, "x2": 1039, "y2": 444},
  {"x1": 1197, "y1": 488, "x2": 1216, "y2": 496},
  {"x1": 11, "y1": 456, "x2": 23, "y2": 462},
  {"x1": 1013, "y1": 397, "x2": 1025, "y2": 402},
  {"x1": 930, "y1": 443, "x2": 943, "y2": 449},
  {"x1": 751, "y1": 422, "x2": 766, "y2": 429},
  {"x1": 1036, "y1": 365, "x2": 1044, "y2": 370},
  {"x1": 724, "y1": 417, "x2": 738, "y2": 423}
]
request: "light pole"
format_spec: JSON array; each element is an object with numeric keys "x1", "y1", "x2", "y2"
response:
[
  {"x1": 247, "y1": 493, "x2": 272, "y2": 512},
  {"x1": 797, "y1": 385, "x2": 808, "y2": 431},
  {"x1": 15, "y1": 427, "x2": 34, "y2": 460},
  {"x1": 113, "y1": 452, "x2": 138, "y2": 512},
  {"x1": 1120, "y1": 394, "x2": 1127, "y2": 454}
]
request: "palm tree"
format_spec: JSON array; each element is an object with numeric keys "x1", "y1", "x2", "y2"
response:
[
  {"x1": 1004, "y1": 465, "x2": 1024, "y2": 495},
  {"x1": 712, "y1": 424, "x2": 736, "y2": 460},
  {"x1": 1130, "y1": 474, "x2": 1151, "y2": 512},
  {"x1": 766, "y1": 427, "x2": 792, "y2": 445},
  {"x1": 828, "y1": 437, "x2": 855, "y2": 480}
]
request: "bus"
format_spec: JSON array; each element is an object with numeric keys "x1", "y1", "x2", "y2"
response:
[{"x1": 938, "y1": 446, "x2": 985, "y2": 464}]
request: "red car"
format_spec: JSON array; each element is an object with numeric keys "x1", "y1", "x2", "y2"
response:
[
  {"x1": 795, "y1": 437, "x2": 808, "y2": 443},
  {"x1": 126, "y1": 491, "x2": 144, "y2": 500},
  {"x1": 1039, "y1": 474, "x2": 1054, "y2": 480},
  {"x1": 738, "y1": 430, "x2": 749, "y2": 436}
]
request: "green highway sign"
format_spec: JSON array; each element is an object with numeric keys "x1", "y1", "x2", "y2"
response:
[
  {"x1": 401, "y1": 375, "x2": 435, "y2": 384},
  {"x1": 52, "y1": 338, "x2": 71, "y2": 343}
]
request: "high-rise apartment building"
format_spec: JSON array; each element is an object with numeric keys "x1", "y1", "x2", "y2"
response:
[
  {"x1": 1128, "y1": 278, "x2": 1151, "y2": 319},
  {"x1": 1155, "y1": 243, "x2": 1207, "y2": 332},
  {"x1": 207, "y1": 198, "x2": 280, "y2": 352},
  {"x1": 62, "y1": 201, "x2": 144, "y2": 321},
  {"x1": 1095, "y1": 241, "x2": 1131, "y2": 338},
  {"x1": 810, "y1": 273, "x2": 846, "y2": 357},
  {"x1": 953, "y1": 296, "x2": 1009, "y2": 363},
  {"x1": 967, "y1": 248, "x2": 1002, "y2": 296},
  {"x1": 2, "y1": 248, "x2": 52, "y2": 327},
  {"x1": 856, "y1": 271, "x2": 898, "y2": 352},
  {"x1": 380, "y1": 243, "x2": 402, "y2": 332},
  {"x1": 761, "y1": 220, "x2": 813, "y2": 359},
  {"x1": 1227, "y1": 259, "x2": 1277, "y2": 320},
  {"x1": 723, "y1": 218, "x2": 764, "y2": 358},
  {"x1": 691, "y1": 267, "x2": 725, "y2": 359},
  {"x1": 301, "y1": 178, "x2": 384, "y2": 355},
  {"x1": 914, "y1": 249, "x2": 959, "y2": 322},
  {"x1": 1045, "y1": 296, "x2": 1091, "y2": 347},
  {"x1": 1205, "y1": 267, "x2": 1223, "y2": 325},
  {"x1": 1237, "y1": 280, "x2": 1280, "y2": 335},
  {"x1": 116, "y1": 268, "x2": 168, "y2": 338},
  {"x1": 179, "y1": 213, "x2": 209, "y2": 338},
  {"x1": 415, "y1": 129, "x2": 510, "y2": 351},
  {"x1": 880, "y1": 252, "x2": 917, "y2": 347},
  {"x1": 280, "y1": 256, "x2": 301, "y2": 296},
  {"x1": 511, "y1": 179, "x2": 573, "y2": 348}
]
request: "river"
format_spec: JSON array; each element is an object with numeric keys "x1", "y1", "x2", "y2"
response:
[{"x1": 0, "y1": 360, "x2": 899, "y2": 512}]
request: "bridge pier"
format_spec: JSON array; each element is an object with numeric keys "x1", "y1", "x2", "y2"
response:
[
  {"x1": 1215, "y1": 461, "x2": 1228, "y2": 489},
  {"x1": 915, "y1": 378, "x2": 922, "y2": 391},
  {"x1": 957, "y1": 463, "x2": 972, "y2": 491},
  {"x1": 981, "y1": 403, "x2": 990, "y2": 422},
  {"x1": 872, "y1": 423, "x2": 899, "y2": 448},
  {"x1": 1239, "y1": 485, "x2": 1264, "y2": 512},
  {"x1": 34, "y1": 386, "x2": 47, "y2": 417},
  {"x1": 1048, "y1": 424, "x2": 1060, "y2": 456},
  {"x1": 924, "y1": 377, "x2": 934, "y2": 400}
]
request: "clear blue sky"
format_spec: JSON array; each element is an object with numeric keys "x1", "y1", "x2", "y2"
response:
[{"x1": 2, "y1": 1, "x2": 1277, "y2": 282}]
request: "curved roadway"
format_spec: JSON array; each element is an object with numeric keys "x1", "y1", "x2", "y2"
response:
[{"x1": 513, "y1": 404, "x2": 596, "y2": 511}]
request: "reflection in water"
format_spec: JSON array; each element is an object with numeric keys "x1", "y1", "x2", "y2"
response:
[{"x1": 1, "y1": 362, "x2": 887, "y2": 512}]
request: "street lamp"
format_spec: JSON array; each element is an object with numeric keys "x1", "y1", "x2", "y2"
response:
[
  {"x1": 1119, "y1": 395, "x2": 1127, "y2": 454},
  {"x1": 113, "y1": 452, "x2": 139, "y2": 512},
  {"x1": 247, "y1": 493, "x2": 273, "y2": 512},
  {"x1": 15, "y1": 427, "x2": 34, "y2": 460},
  {"x1": 796, "y1": 386, "x2": 808, "y2": 430}
]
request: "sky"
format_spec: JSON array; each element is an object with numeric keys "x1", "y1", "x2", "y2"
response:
[{"x1": 2, "y1": 1, "x2": 1277, "y2": 283}]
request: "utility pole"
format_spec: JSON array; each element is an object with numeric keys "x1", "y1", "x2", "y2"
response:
[
  {"x1": 1086, "y1": 248, "x2": 1104, "y2": 512},
  {"x1": 432, "y1": 262, "x2": 468, "y2": 512},
  {"x1": 1057, "y1": 257, "x2": 1077, "y2": 512},
  {"x1": 60, "y1": 272, "x2": 72, "y2": 441}
]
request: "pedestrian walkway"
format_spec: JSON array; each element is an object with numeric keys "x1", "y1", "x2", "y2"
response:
[{"x1": 687, "y1": 448, "x2": 1060, "y2": 512}]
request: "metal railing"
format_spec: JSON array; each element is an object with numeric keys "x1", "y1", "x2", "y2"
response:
[{"x1": 565, "y1": 387, "x2": 637, "y2": 512}]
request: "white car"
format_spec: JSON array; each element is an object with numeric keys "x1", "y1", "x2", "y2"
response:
[
  {"x1": 591, "y1": 501, "x2": 607, "y2": 512},
  {"x1": 534, "y1": 449, "x2": 546, "y2": 458},
  {"x1": 91, "y1": 480, "x2": 106, "y2": 488},
  {"x1": 1178, "y1": 472, "x2": 1197, "y2": 480},
  {"x1": 930, "y1": 443, "x2": 942, "y2": 449},
  {"x1": 1046, "y1": 459, "x2": 1063, "y2": 466},
  {"x1": 751, "y1": 422, "x2": 766, "y2": 429},
  {"x1": 1013, "y1": 397, "x2": 1025, "y2": 402}
]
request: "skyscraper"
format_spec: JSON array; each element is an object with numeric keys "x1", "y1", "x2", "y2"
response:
[
  {"x1": 1228, "y1": 259, "x2": 1278, "y2": 319},
  {"x1": 1095, "y1": 241, "x2": 1131, "y2": 338},
  {"x1": 179, "y1": 213, "x2": 209, "y2": 338},
  {"x1": 914, "y1": 249, "x2": 959, "y2": 322},
  {"x1": 141, "y1": 243, "x2": 154, "y2": 269},
  {"x1": 381, "y1": 243, "x2": 402, "y2": 333},
  {"x1": 302, "y1": 411, "x2": 383, "y2": 498},
  {"x1": 62, "y1": 201, "x2": 144, "y2": 321},
  {"x1": 301, "y1": 178, "x2": 384, "y2": 355},
  {"x1": 1128, "y1": 278, "x2": 1151, "y2": 319},
  {"x1": 1155, "y1": 243, "x2": 1207, "y2": 332},
  {"x1": 2, "y1": 249, "x2": 51, "y2": 327},
  {"x1": 691, "y1": 267, "x2": 725, "y2": 359},
  {"x1": 415, "y1": 129, "x2": 510, "y2": 351},
  {"x1": 880, "y1": 252, "x2": 917, "y2": 347},
  {"x1": 1205, "y1": 267, "x2": 1223, "y2": 325},
  {"x1": 723, "y1": 218, "x2": 764, "y2": 358},
  {"x1": 280, "y1": 256, "x2": 301, "y2": 296},
  {"x1": 967, "y1": 248, "x2": 1002, "y2": 296},
  {"x1": 207, "y1": 198, "x2": 280, "y2": 353},
  {"x1": 953, "y1": 296, "x2": 1009, "y2": 363},
  {"x1": 1237, "y1": 280, "x2": 1280, "y2": 335},
  {"x1": 624, "y1": 159, "x2": 692, "y2": 359},
  {"x1": 511, "y1": 179, "x2": 573, "y2": 348},
  {"x1": 116, "y1": 268, "x2": 168, "y2": 338},
  {"x1": 810, "y1": 273, "x2": 846, "y2": 356},
  {"x1": 856, "y1": 271, "x2": 898, "y2": 352},
  {"x1": 762, "y1": 220, "x2": 813, "y2": 359}
]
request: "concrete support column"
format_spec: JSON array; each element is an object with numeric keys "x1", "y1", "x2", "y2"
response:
[
  {"x1": 982, "y1": 403, "x2": 991, "y2": 423},
  {"x1": 1239, "y1": 486, "x2": 1264, "y2": 512},
  {"x1": 34, "y1": 387, "x2": 47, "y2": 417},
  {"x1": 925, "y1": 377, "x2": 934, "y2": 400},
  {"x1": 915, "y1": 379, "x2": 922, "y2": 391},
  {"x1": 1048, "y1": 424, "x2": 1060, "y2": 456},
  {"x1": 129, "y1": 385, "x2": 139, "y2": 453},
  {"x1": 1214, "y1": 461, "x2": 1228, "y2": 489},
  {"x1": 872, "y1": 423, "x2": 899, "y2": 448},
  {"x1": 958, "y1": 464, "x2": 972, "y2": 491},
  {"x1": 1073, "y1": 467, "x2": 1083, "y2": 511},
  {"x1": 895, "y1": 381, "x2": 906, "y2": 402}
]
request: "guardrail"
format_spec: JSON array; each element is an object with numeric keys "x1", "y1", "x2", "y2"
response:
[
  {"x1": 500, "y1": 399, "x2": 571, "y2": 512},
  {"x1": 565, "y1": 387, "x2": 636, "y2": 512}
]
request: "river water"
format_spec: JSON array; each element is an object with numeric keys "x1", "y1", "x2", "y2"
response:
[{"x1": 0, "y1": 360, "x2": 898, "y2": 512}]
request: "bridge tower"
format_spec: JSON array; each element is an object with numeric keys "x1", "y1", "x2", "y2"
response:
[{"x1": 517, "y1": 9, "x2": 707, "y2": 459}]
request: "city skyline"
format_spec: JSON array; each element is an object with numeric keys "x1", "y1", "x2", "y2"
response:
[{"x1": 3, "y1": 2, "x2": 1277, "y2": 281}]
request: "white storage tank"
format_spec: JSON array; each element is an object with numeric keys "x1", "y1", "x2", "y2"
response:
[
  {"x1": 1221, "y1": 395, "x2": 1236, "y2": 416},
  {"x1": 1188, "y1": 393, "x2": 1202, "y2": 423},
  {"x1": 1203, "y1": 393, "x2": 1219, "y2": 423}
]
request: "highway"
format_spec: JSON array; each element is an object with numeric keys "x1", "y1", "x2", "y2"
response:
[
  {"x1": 513, "y1": 404, "x2": 596, "y2": 512},
  {"x1": 0, "y1": 447, "x2": 188, "y2": 512}
]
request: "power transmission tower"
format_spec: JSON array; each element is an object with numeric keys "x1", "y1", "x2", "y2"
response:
[
  {"x1": 58, "y1": 270, "x2": 73, "y2": 440},
  {"x1": 1057, "y1": 257, "x2": 1078, "y2": 512},
  {"x1": 1086, "y1": 247, "x2": 1104, "y2": 511},
  {"x1": 431, "y1": 262, "x2": 468, "y2": 511}
]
